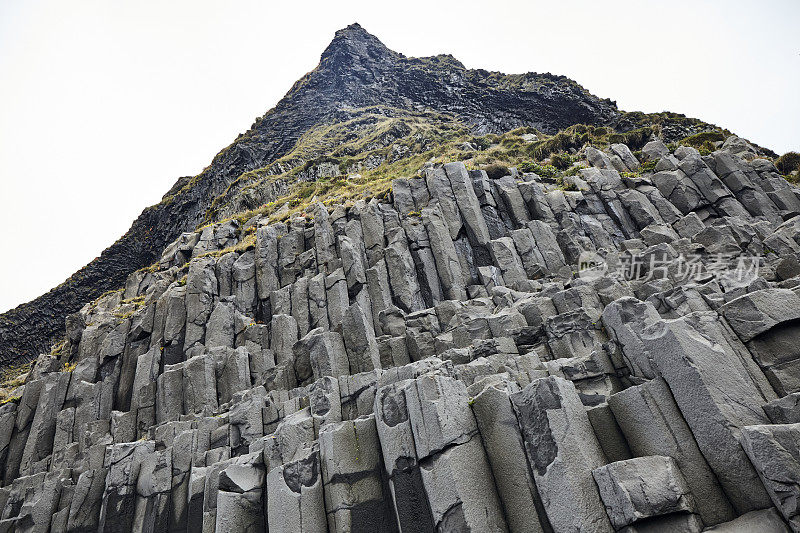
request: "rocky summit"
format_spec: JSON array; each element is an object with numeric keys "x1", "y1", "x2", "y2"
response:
[{"x1": 1, "y1": 23, "x2": 800, "y2": 533}]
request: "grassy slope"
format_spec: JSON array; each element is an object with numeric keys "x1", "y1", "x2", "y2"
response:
[{"x1": 6, "y1": 109, "x2": 797, "y2": 399}]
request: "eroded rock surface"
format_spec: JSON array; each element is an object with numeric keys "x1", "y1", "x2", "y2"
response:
[{"x1": 1, "y1": 125, "x2": 798, "y2": 532}]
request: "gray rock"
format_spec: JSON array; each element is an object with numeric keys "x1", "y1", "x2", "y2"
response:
[
  {"x1": 674, "y1": 145, "x2": 700, "y2": 160},
  {"x1": 528, "y1": 220, "x2": 566, "y2": 273},
  {"x1": 206, "y1": 299, "x2": 236, "y2": 349},
  {"x1": 156, "y1": 364, "x2": 184, "y2": 424},
  {"x1": 601, "y1": 297, "x2": 664, "y2": 379},
  {"x1": 740, "y1": 423, "x2": 800, "y2": 530},
  {"x1": 404, "y1": 374, "x2": 478, "y2": 459},
  {"x1": 278, "y1": 221, "x2": 306, "y2": 286},
  {"x1": 722, "y1": 135, "x2": 757, "y2": 156},
  {"x1": 587, "y1": 146, "x2": 615, "y2": 170},
  {"x1": 510, "y1": 376, "x2": 614, "y2": 533},
  {"x1": 392, "y1": 178, "x2": 417, "y2": 215},
  {"x1": 308, "y1": 376, "x2": 341, "y2": 432},
  {"x1": 703, "y1": 508, "x2": 790, "y2": 532},
  {"x1": 187, "y1": 465, "x2": 208, "y2": 532},
  {"x1": 776, "y1": 256, "x2": 800, "y2": 281},
  {"x1": 679, "y1": 154, "x2": 733, "y2": 205},
  {"x1": 98, "y1": 440, "x2": 155, "y2": 533},
  {"x1": 65, "y1": 442, "x2": 108, "y2": 531},
  {"x1": 183, "y1": 353, "x2": 218, "y2": 415},
  {"x1": 17, "y1": 136, "x2": 800, "y2": 533},
  {"x1": 763, "y1": 393, "x2": 800, "y2": 424},
  {"x1": 510, "y1": 227, "x2": 546, "y2": 280},
  {"x1": 215, "y1": 454, "x2": 266, "y2": 533},
  {"x1": 216, "y1": 251, "x2": 237, "y2": 298},
  {"x1": 340, "y1": 235, "x2": 367, "y2": 296},
  {"x1": 307, "y1": 272, "x2": 329, "y2": 331},
  {"x1": 213, "y1": 346, "x2": 252, "y2": 405},
  {"x1": 0, "y1": 404, "x2": 16, "y2": 469},
  {"x1": 4, "y1": 469, "x2": 72, "y2": 533},
  {"x1": 620, "y1": 512, "x2": 704, "y2": 532},
  {"x1": 401, "y1": 215, "x2": 444, "y2": 307},
  {"x1": 319, "y1": 415, "x2": 397, "y2": 532},
  {"x1": 444, "y1": 162, "x2": 492, "y2": 249},
  {"x1": 478, "y1": 265, "x2": 505, "y2": 290},
  {"x1": 365, "y1": 260, "x2": 394, "y2": 335},
  {"x1": 361, "y1": 199, "x2": 387, "y2": 266},
  {"x1": 162, "y1": 284, "x2": 188, "y2": 345},
  {"x1": 586, "y1": 403, "x2": 632, "y2": 463},
  {"x1": 271, "y1": 314, "x2": 299, "y2": 366},
  {"x1": 339, "y1": 370, "x2": 379, "y2": 420},
  {"x1": 608, "y1": 378, "x2": 736, "y2": 526},
  {"x1": 423, "y1": 204, "x2": 467, "y2": 301},
  {"x1": 297, "y1": 329, "x2": 349, "y2": 381},
  {"x1": 262, "y1": 407, "x2": 315, "y2": 469},
  {"x1": 640, "y1": 315, "x2": 773, "y2": 513},
  {"x1": 610, "y1": 143, "x2": 640, "y2": 172},
  {"x1": 266, "y1": 447, "x2": 327, "y2": 533},
  {"x1": 640, "y1": 223, "x2": 680, "y2": 246},
  {"x1": 672, "y1": 211, "x2": 706, "y2": 239},
  {"x1": 721, "y1": 288, "x2": 800, "y2": 343},
  {"x1": 201, "y1": 456, "x2": 233, "y2": 532},
  {"x1": 342, "y1": 301, "x2": 380, "y2": 374},
  {"x1": 471, "y1": 380, "x2": 547, "y2": 533},
  {"x1": 494, "y1": 175, "x2": 531, "y2": 226},
  {"x1": 19, "y1": 371, "x2": 70, "y2": 476},
  {"x1": 618, "y1": 189, "x2": 665, "y2": 229},
  {"x1": 229, "y1": 388, "x2": 265, "y2": 453},
  {"x1": 238, "y1": 323, "x2": 273, "y2": 383},
  {"x1": 271, "y1": 285, "x2": 291, "y2": 316},
  {"x1": 518, "y1": 180, "x2": 555, "y2": 223},
  {"x1": 652, "y1": 169, "x2": 705, "y2": 214},
  {"x1": 489, "y1": 237, "x2": 528, "y2": 286},
  {"x1": 131, "y1": 344, "x2": 162, "y2": 437},
  {"x1": 325, "y1": 268, "x2": 349, "y2": 332},
  {"x1": 291, "y1": 276, "x2": 311, "y2": 337},
  {"x1": 419, "y1": 434, "x2": 508, "y2": 532},
  {"x1": 373, "y1": 379, "x2": 436, "y2": 532},
  {"x1": 185, "y1": 257, "x2": 219, "y2": 350},
  {"x1": 132, "y1": 448, "x2": 172, "y2": 532},
  {"x1": 593, "y1": 456, "x2": 696, "y2": 529},
  {"x1": 384, "y1": 232, "x2": 426, "y2": 313},
  {"x1": 425, "y1": 166, "x2": 463, "y2": 240},
  {"x1": 641, "y1": 140, "x2": 670, "y2": 162},
  {"x1": 169, "y1": 429, "x2": 197, "y2": 530},
  {"x1": 545, "y1": 308, "x2": 601, "y2": 361},
  {"x1": 313, "y1": 203, "x2": 338, "y2": 273}
]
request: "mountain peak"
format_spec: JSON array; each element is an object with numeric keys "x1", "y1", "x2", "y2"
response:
[
  {"x1": 320, "y1": 22, "x2": 399, "y2": 67},
  {"x1": 337, "y1": 22, "x2": 367, "y2": 35},
  {"x1": 0, "y1": 22, "x2": 628, "y2": 363},
  {"x1": 331, "y1": 22, "x2": 377, "y2": 43}
]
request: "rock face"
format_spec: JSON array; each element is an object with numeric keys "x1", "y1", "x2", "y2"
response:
[
  {"x1": 593, "y1": 455, "x2": 701, "y2": 530},
  {"x1": 0, "y1": 26, "x2": 799, "y2": 533},
  {"x1": 2, "y1": 136, "x2": 799, "y2": 532},
  {"x1": 0, "y1": 22, "x2": 622, "y2": 363}
]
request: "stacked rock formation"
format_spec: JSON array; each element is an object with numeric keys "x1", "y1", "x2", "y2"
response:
[
  {"x1": 0, "y1": 22, "x2": 622, "y2": 363},
  {"x1": 1, "y1": 137, "x2": 800, "y2": 532}
]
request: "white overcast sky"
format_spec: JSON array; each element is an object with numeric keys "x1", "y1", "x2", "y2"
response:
[{"x1": 0, "y1": 0, "x2": 798, "y2": 314}]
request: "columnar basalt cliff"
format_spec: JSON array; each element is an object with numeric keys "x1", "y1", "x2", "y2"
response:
[
  {"x1": 2, "y1": 23, "x2": 800, "y2": 533},
  {"x1": 0, "y1": 23, "x2": 621, "y2": 363}
]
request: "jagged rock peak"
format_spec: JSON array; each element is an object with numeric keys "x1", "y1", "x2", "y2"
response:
[{"x1": 319, "y1": 22, "x2": 400, "y2": 70}]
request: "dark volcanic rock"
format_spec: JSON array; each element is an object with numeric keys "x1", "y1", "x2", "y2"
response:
[{"x1": 0, "y1": 23, "x2": 619, "y2": 364}]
